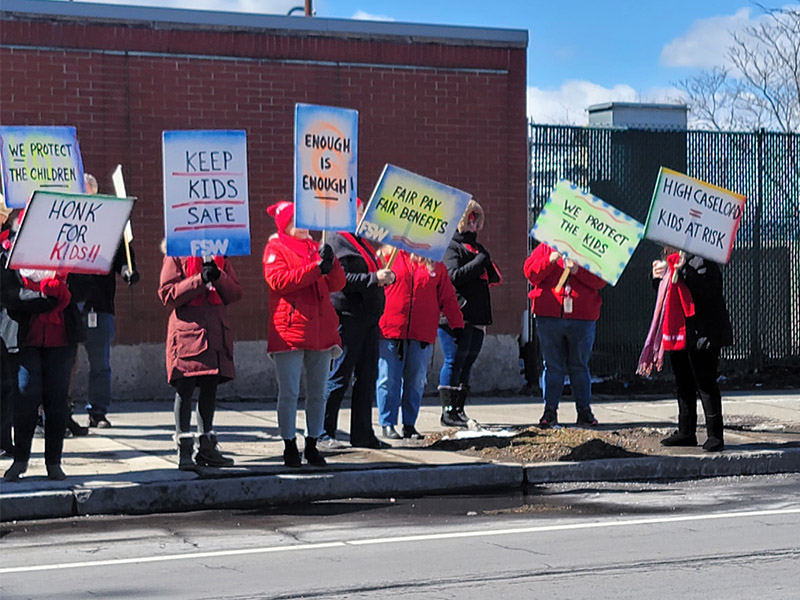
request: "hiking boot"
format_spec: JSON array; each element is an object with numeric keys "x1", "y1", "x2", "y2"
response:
[
  {"x1": 195, "y1": 433, "x2": 234, "y2": 467},
  {"x1": 402, "y1": 425, "x2": 422, "y2": 440},
  {"x1": 89, "y1": 414, "x2": 112, "y2": 428},
  {"x1": 539, "y1": 408, "x2": 558, "y2": 429},
  {"x1": 283, "y1": 438, "x2": 301, "y2": 468},
  {"x1": 576, "y1": 409, "x2": 598, "y2": 427},
  {"x1": 661, "y1": 431, "x2": 698, "y2": 447},
  {"x1": 304, "y1": 437, "x2": 327, "y2": 467}
]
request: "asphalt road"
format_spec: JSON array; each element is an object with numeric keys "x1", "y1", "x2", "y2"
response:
[{"x1": 2, "y1": 474, "x2": 799, "y2": 599}]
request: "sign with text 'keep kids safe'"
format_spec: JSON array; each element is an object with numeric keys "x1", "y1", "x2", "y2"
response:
[
  {"x1": 356, "y1": 164, "x2": 471, "y2": 262},
  {"x1": 8, "y1": 191, "x2": 135, "y2": 275},
  {"x1": 645, "y1": 167, "x2": 745, "y2": 264},
  {"x1": 0, "y1": 126, "x2": 86, "y2": 209},
  {"x1": 530, "y1": 181, "x2": 644, "y2": 286},
  {"x1": 294, "y1": 103, "x2": 358, "y2": 231},
  {"x1": 163, "y1": 130, "x2": 250, "y2": 257}
]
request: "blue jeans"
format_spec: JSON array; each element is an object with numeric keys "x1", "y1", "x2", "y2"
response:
[
  {"x1": 15, "y1": 345, "x2": 77, "y2": 464},
  {"x1": 377, "y1": 339, "x2": 433, "y2": 427},
  {"x1": 535, "y1": 316, "x2": 596, "y2": 411},
  {"x1": 271, "y1": 350, "x2": 331, "y2": 440},
  {"x1": 84, "y1": 311, "x2": 115, "y2": 416},
  {"x1": 438, "y1": 325, "x2": 485, "y2": 388}
]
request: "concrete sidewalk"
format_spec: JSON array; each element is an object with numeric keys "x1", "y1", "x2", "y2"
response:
[{"x1": 1, "y1": 391, "x2": 799, "y2": 522}]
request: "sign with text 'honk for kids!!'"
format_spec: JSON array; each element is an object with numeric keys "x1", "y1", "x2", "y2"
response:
[
  {"x1": 0, "y1": 126, "x2": 85, "y2": 208},
  {"x1": 294, "y1": 103, "x2": 358, "y2": 231},
  {"x1": 163, "y1": 130, "x2": 250, "y2": 257},
  {"x1": 530, "y1": 181, "x2": 644, "y2": 286},
  {"x1": 645, "y1": 167, "x2": 745, "y2": 264},
  {"x1": 357, "y1": 164, "x2": 471, "y2": 262},
  {"x1": 8, "y1": 191, "x2": 135, "y2": 275}
]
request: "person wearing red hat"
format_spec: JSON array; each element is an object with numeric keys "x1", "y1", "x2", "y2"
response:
[{"x1": 263, "y1": 201, "x2": 346, "y2": 467}]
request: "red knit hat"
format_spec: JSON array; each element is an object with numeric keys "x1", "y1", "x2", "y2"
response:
[{"x1": 266, "y1": 201, "x2": 294, "y2": 233}]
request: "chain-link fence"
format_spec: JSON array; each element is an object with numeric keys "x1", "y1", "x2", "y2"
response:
[{"x1": 528, "y1": 124, "x2": 800, "y2": 378}]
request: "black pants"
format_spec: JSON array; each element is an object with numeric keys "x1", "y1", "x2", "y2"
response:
[
  {"x1": 668, "y1": 347, "x2": 723, "y2": 435},
  {"x1": 174, "y1": 375, "x2": 219, "y2": 435},
  {"x1": 1, "y1": 340, "x2": 16, "y2": 453},
  {"x1": 324, "y1": 318, "x2": 380, "y2": 444}
]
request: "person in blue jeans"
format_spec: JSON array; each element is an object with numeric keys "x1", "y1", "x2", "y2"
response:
[
  {"x1": 523, "y1": 243, "x2": 606, "y2": 427},
  {"x1": 69, "y1": 173, "x2": 139, "y2": 428},
  {"x1": 437, "y1": 200, "x2": 501, "y2": 427}
]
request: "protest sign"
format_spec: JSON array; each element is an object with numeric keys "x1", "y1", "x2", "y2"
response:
[
  {"x1": 0, "y1": 126, "x2": 85, "y2": 208},
  {"x1": 163, "y1": 130, "x2": 250, "y2": 257},
  {"x1": 356, "y1": 164, "x2": 471, "y2": 262},
  {"x1": 294, "y1": 103, "x2": 358, "y2": 231},
  {"x1": 8, "y1": 191, "x2": 135, "y2": 275},
  {"x1": 645, "y1": 167, "x2": 745, "y2": 264},
  {"x1": 530, "y1": 180, "x2": 644, "y2": 286}
]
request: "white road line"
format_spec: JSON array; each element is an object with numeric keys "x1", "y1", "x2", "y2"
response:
[{"x1": 1, "y1": 507, "x2": 798, "y2": 575}]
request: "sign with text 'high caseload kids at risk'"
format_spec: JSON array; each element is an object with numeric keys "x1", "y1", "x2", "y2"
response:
[
  {"x1": 530, "y1": 181, "x2": 644, "y2": 286},
  {"x1": 0, "y1": 126, "x2": 85, "y2": 209},
  {"x1": 356, "y1": 165, "x2": 471, "y2": 262},
  {"x1": 163, "y1": 130, "x2": 250, "y2": 257},
  {"x1": 645, "y1": 167, "x2": 745, "y2": 264},
  {"x1": 294, "y1": 103, "x2": 358, "y2": 231},
  {"x1": 8, "y1": 191, "x2": 135, "y2": 275}
]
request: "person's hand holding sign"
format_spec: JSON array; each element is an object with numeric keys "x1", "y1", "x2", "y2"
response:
[
  {"x1": 318, "y1": 242, "x2": 334, "y2": 275},
  {"x1": 549, "y1": 251, "x2": 560, "y2": 264},
  {"x1": 376, "y1": 268, "x2": 396, "y2": 287},
  {"x1": 201, "y1": 260, "x2": 221, "y2": 283},
  {"x1": 565, "y1": 258, "x2": 579, "y2": 274}
]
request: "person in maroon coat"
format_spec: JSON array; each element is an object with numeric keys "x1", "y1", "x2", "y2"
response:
[
  {"x1": 263, "y1": 201, "x2": 346, "y2": 467},
  {"x1": 524, "y1": 242, "x2": 606, "y2": 428},
  {"x1": 158, "y1": 251, "x2": 242, "y2": 470}
]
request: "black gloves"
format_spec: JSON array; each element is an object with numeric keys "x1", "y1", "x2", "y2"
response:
[
  {"x1": 452, "y1": 327, "x2": 465, "y2": 344},
  {"x1": 318, "y1": 243, "x2": 334, "y2": 275},
  {"x1": 120, "y1": 265, "x2": 140, "y2": 285},
  {"x1": 201, "y1": 260, "x2": 221, "y2": 283}
]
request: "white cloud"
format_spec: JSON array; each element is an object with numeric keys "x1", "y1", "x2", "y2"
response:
[
  {"x1": 351, "y1": 10, "x2": 394, "y2": 21},
  {"x1": 660, "y1": 8, "x2": 752, "y2": 69}
]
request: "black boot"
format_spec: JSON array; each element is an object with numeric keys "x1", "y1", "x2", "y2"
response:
[
  {"x1": 283, "y1": 438, "x2": 301, "y2": 468},
  {"x1": 304, "y1": 437, "x2": 327, "y2": 467},
  {"x1": 439, "y1": 387, "x2": 467, "y2": 428},
  {"x1": 703, "y1": 414, "x2": 724, "y2": 452},
  {"x1": 3, "y1": 460, "x2": 28, "y2": 482},
  {"x1": 455, "y1": 385, "x2": 472, "y2": 424},
  {"x1": 196, "y1": 432, "x2": 234, "y2": 467},
  {"x1": 662, "y1": 406, "x2": 697, "y2": 446},
  {"x1": 176, "y1": 435, "x2": 196, "y2": 471}
]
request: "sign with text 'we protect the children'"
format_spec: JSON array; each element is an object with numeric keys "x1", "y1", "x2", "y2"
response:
[
  {"x1": 0, "y1": 126, "x2": 85, "y2": 208},
  {"x1": 163, "y1": 130, "x2": 250, "y2": 257},
  {"x1": 294, "y1": 103, "x2": 358, "y2": 231},
  {"x1": 645, "y1": 167, "x2": 745, "y2": 264},
  {"x1": 530, "y1": 181, "x2": 644, "y2": 286},
  {"x1": 356, "y1": 165, "x2": 471, "y2": 262},
  {"x1": 8, "y1": 191, "x2": 135, "y2": 275}
]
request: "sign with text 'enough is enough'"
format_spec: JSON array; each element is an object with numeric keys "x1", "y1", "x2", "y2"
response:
[
  {"x1": 163, "y1": 130, "x2": 250, "y2": 257},
  {"x1": 645, "y1": 167, "x2": 745, "y2": 264},
  {"x1": 356, "y1": 165, "x2": 471, "y2": 262},
  {"x1": 294, "y1": 103, "x2": 358, "y2": 231},
  {"x1": 0, "y1": 126, "x2": 85, "y2": 209},
  {"x1": 8, "y1": 191, "x2": 135, "y2": 275},
  {"x1": 530, "y1": 181, "x2": 644, "y2": 286}
]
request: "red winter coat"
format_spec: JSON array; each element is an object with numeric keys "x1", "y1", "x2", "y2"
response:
[
  {"x1": 523, "y1": 243, "x2": 606, "y2": 321},
  {"x1": 263, "y1": 235, "x2": 346, "y2": 353},
  {"x1": 379, "y1": 251, "x2": 464, "y2": 344},
  {"x1": 158, "y1": 256, "x2": 243, "y2": 384}
]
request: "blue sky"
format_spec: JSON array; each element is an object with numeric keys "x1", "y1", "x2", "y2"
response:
[{"x1": 76, "y1": 0, "x2": 799, "y2": 124}]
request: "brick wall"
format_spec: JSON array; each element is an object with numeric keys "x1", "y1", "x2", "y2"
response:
[{"x1": 0, "y1": 10, "x2": 529, "y2": 347}]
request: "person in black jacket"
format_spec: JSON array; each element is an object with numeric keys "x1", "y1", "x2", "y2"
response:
[
  {"x1": 322, "y1": 199, "x2": 396, "y2": 448},
  {"x1": 652, "y1": 249, "x2": 732, "y2": 451},
  {"x1": 0, "y1": 196, "x2": 16, "y2": 458},
  {"x1": 438, "y1": 200, "x2": 500, "y2": 427}
]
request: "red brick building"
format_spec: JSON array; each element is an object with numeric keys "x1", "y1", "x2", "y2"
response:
[{"x1": 1, "y1": 0, "x2": 529, "y2": 396}]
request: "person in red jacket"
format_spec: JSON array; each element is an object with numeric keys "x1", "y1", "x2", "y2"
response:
[
  {"x1": 524, "y1": 242, "x2": 606, "y2": 428},
  {"x1": 263, "y1": 201, "x2": 346, "y2": 467},
  {"x1": 377, "y1": 250, "x2": 464, "y2": 440}
]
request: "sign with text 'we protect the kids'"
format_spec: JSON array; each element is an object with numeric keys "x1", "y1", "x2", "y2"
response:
[
  {"x1": 163, "y1": 130, "x2": 250, "y2": 257},
  {"x1": 530, "y1": 181, "x2": 644, "y2": 286},
  {"x1": 356, "y1": 164, "x2": 471, "y2": 262},
  {"x1": 0, "y1": 126, "x2": 85, "y2": 208},
  {"x1": 645, "y1": 167, "x2": 745, "y2": 264},
  {"x1": 294, "y1": 103, "x2": 358, "y2": 231},
  {"x1": 8, "y1": 191, "x2": 135, "y2": 275}
]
